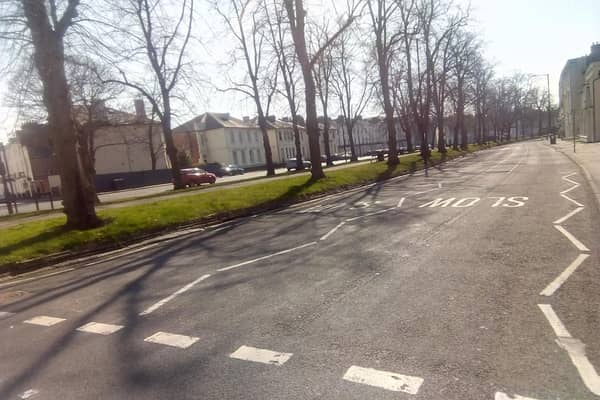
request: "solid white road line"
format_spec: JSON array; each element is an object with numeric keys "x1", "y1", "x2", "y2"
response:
[
  {"x1": 229, "y1": 345, "x2": 293, "y2": 366},
  {"x1": 397, "y1": 197, "x2": 406, "y2": 208},
  {"x1": 538, "y1": 304, "x2": 572, "y2": 338},
  {"x1": 495, "y1": 392, "x2": 540, "y2": 400},
  {"x1": 556, "y1": 337, "x2": 600, "y2": 395},
  {"x1": 19, "y1": 389, "x2": 39, "y2": 399},
  {"x1": 77, "y1": 322, "x2": 124, "y2": 335},
  {"x1": 342, "y1": 365, "x2": 424, "y2": 394},
  {"x1": 217, "y1": 242, "x2": 318, "y2": 272},
  {"x1": 561, "y1": 183, "x2": 580, "y2": 195},
  {"x1": 144, "y1": 332, "x2": 199, "y2": 349},
  {"x1": 562, "y1": 173, "x2": 579, "y2": 186},
  {"x1": 553, "y1": 207, "x2": 584, "y2": 224},
  {"x1": 0, "y1": 268, "x2": 76, "y2": 289},
  {"x1": 540, "y1": 253, "x2": 590, "y2": 297},
  {"x1": 560, "y1": 193, "x2": 584, "y2": 207},
  {"x1": 555, "y1": 225, "x2": 590, "y2": 252},
  {"x1": 139, "y1": 274, "x2": 211, "y2": 316},
  {"x1": 84, "y1": 242, "x2": 163, "y2": 267},
  {"x1": 0, "y1": 311, "x2": 15, "y2": 319},
  {"x1": 320, "y1": 222, "x2": 346, "y2": 241},
  {"x1": 539, "y1": 304, "x2": 600, "y2": 395},
  {"x1": 23, "y1": 316, "x2": 66, "y2": 327}
]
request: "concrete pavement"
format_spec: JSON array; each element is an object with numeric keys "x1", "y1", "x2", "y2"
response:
[{"x1": 0, "y1": 141, "x2": 599, "y2": 399}]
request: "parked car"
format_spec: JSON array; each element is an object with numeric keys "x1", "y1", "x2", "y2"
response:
[
  {"x1": 179, "y1": 168, "x2": 216, "y2": 187},
  {"x1": 286, "y1": 158, "x2": 312, "y2": 171},
  {"x1": 330, "y1": 153, "x2": 346, "y2": 161},
  {"x1": 204, "y1": 163, "x2": 225, "y2": 177},
  {"x1": 222, "y1": 164, "x2": 245, "y2": 176}
]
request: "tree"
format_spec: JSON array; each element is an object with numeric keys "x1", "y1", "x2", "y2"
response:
[
  {"x1": 265, "y1": 0, "x2": 306, "y2": 169},
  {"x1": 284, "y1": 0, "x2": 360, "y2": 180},
  {"x1": 331, "y1": 29, "x2": 374, "y2": 162},
  {"x1": 101, "y1": 0, "x2": 195, "y2": 189},
  {"x1": 19, "y1": 0, "x2": 100, "y2": 228},
  {"x1": 367, "y1": 0, "x2": 401, "y2": 165},
  {"x1": 313, "y1": 28, "x2": 335, "y2": 166},
  {"x1": 215, "y1": 0, "x2": 277, "y2": 176}
]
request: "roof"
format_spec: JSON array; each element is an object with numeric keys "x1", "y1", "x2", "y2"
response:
[
  {"x1": 174, "y1": 113, "x2": 258, "y2": 133},
  {"x1": 72, "y1": 105, "x2": 157, "y2": 125}
]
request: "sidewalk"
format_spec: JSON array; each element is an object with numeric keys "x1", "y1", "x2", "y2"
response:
[{"x1": 551, "y1": 139, "x2": 600, "y2": 209}]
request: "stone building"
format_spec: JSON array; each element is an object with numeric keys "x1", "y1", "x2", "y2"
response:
[{"x1": 559, "y1": 43, "x2": 600, "y2": 142}]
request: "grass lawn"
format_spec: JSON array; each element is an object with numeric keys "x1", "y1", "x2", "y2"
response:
[{"x1": 0, "y1": 144, "x2": 494, "y2": 269}]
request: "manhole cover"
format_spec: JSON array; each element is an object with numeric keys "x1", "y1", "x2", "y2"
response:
[{"x1": 0, "y1": 290, "x2": 30, "y2": 305}]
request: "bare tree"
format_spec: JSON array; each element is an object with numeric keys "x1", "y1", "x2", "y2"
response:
[
  {"x1": 265, "y1": 0, "x2": 306, "y2": 170},
  {"x1": 367, "y1": 0, "x2": 401, "y2": 165},
  {"x1": 331, "y1": 29, "x2": 374, "y2": 162},
  {"x1": 313, "y1": 28, "x2": 335, "y2": 166},
  {"x1": 284, "y1": 0, "x2": 360, "y2": 180},
  {"x1": 215, "y1": 0, "x2": 277, "y2": 176},
  {"x1": 12, "y1": 0, "x2": 101, "y2": 228},
  {"x1": 101, "y1": 0, "x2": 195, "y2": 189}
]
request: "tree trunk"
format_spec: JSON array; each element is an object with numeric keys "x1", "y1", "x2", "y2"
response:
[
  {"x1": 286, "y1": 1, "x2": 324, "y2": 180},
  {"x1": 322, "y1": 114, "x2": 333, "y2": 166},
  {"x1": 292, "y1": 117, "x2": 304, "y2": 170},
  {"x1": 346, "y1": 120, "x2": 358, "y2": 162},
  {"x1": 161, "y1": 95, "x2": 183, "y2": 189},
  {"x1": 77, "y1": 125, "x2": 99, "y2": 205},
  {"x1": 257, "y1": 114, "x2": 276, "y2": 176},
  {"x1": 23, "y1": 0, "x2": 100, "y2": 229}
]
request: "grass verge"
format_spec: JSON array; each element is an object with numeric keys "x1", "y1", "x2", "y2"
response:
[{"x1": 0, "y1": 144, "x2": 495, "y2": 271}]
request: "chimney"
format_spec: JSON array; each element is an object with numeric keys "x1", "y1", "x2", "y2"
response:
[
  {"x1": 243, "y1": 116, "x2": 250, "y2": 123},
  {"x1": 267, "y1": 115, "x2": 276, "y2": 123},
  {"x1": 134, "y1": 99, "x2": 146, "y2": 120},
  {"x1": 91, "y1": 100, "x2": 108, "y2": 121}
]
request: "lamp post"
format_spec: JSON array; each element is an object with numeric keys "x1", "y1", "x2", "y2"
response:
[
  {"x1": 0, "y1": 144, "x2": 13, "y2": 215},
  {"x1": 592, "y1": 71, "x2": 600, "y2": 144}
]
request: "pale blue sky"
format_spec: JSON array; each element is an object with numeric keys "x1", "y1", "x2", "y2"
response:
[{"x1": 1, "y1": 0, "x2": 599, "y2": 142}]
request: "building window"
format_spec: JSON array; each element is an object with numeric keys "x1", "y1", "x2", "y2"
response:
[
  {"x1": 238, "y1": 131, "x2": 243, "y2": 144},
  {"x1": 249, "y1": 149, "x2": 255, "y2": 163},
  {"x1": 241, "y1": 150, "x2": 247, "y2": 164},
  {"x1": 229, "y1": 131, "x2": 235, "y2": 145},
  {"x1": 232, "y1": 151, "x2": 239, "y2": 165}
]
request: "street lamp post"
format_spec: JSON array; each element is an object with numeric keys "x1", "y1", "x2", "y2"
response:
[
  {"x1": 592, "y1": 71, "x2": 600, "y2": 144},
  {"x1": 0, "y1": 145, "x2": 13, "y2": 215}
]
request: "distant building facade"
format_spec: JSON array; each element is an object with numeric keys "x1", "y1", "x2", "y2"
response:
[
  {"x1": 173, "y1": 113, "x2": 339, "y2": 167},
  {"x1": 560, "y1": 43, "x2": 600, "y2": 142}
]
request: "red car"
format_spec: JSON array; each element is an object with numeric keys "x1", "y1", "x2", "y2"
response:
[{"x1": 179, "y1": 168, "x2": 216, "y2": 187}]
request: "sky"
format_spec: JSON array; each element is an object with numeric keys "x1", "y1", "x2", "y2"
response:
[{"x1": 1, "y1": 0, "x2": 599, "y2": 143}]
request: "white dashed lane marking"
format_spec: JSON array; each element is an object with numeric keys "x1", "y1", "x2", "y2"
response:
[
  {"x1": 342, "y1": 365, "x2": 424, "y2": 394},
  {"x1": 23, "y1": 316, "x2": 66, "y2": 327},
  {"x1": 495, "y1": 392, "x2": 541, "y2": 400},
  {"x1": 229, "y1": 345, "x2": 293, "y2": 366},
  {"x1": 139, "y1": 274, "x2": 211, "y2": 316},
  {"x1": 19, "y1": 389, "x2": 39, "y2": 399},
  {"x1": 144, "y1": 331, "x2": 199, "y2": 349},
  {"x1": 0, "y1": 311, "x2": 15, "y2": 320},
  {"x1": 77, "y1": 322, "x2": 124, "y2": 335}
]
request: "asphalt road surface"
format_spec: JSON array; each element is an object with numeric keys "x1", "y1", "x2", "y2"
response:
[{"x1": 1, "y1": 140, "x2": 599, "y2": 400}]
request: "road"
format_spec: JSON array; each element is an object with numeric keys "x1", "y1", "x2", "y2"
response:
[{"x1": 0, "y1": 140, "x2": 599, "y2": 399}]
